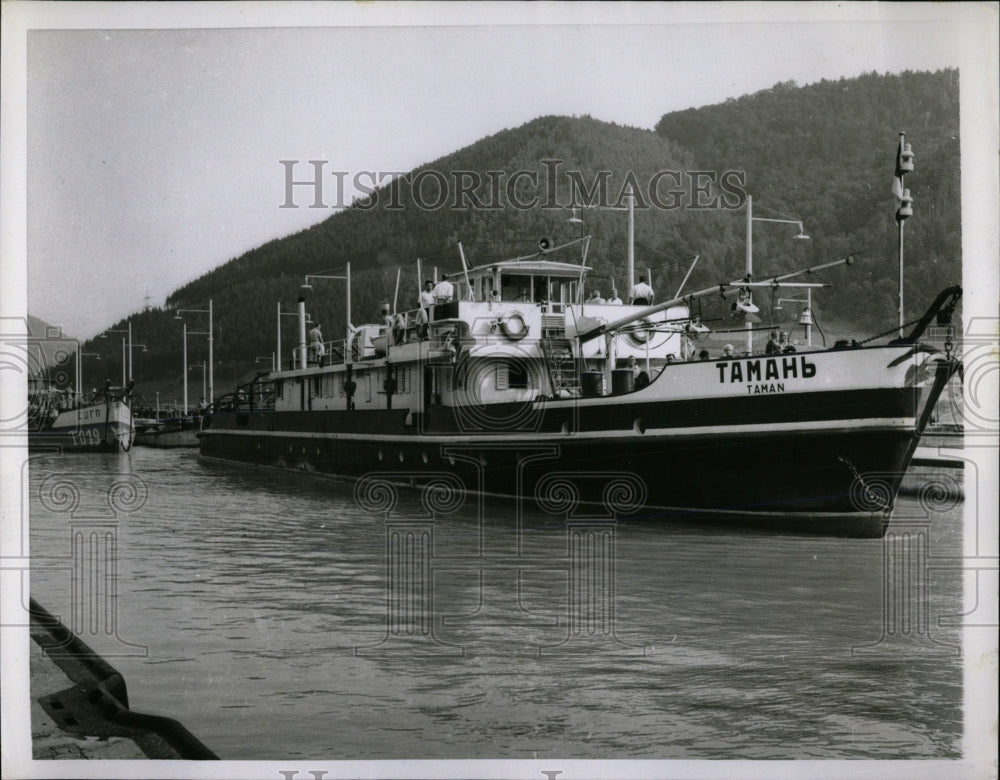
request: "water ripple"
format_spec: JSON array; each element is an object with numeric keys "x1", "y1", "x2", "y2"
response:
[{"x1": 29, "y1": 448, "x2": 964, "y2": 760}]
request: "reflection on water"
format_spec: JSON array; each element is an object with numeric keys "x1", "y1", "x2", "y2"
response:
[{"x1": 29, "y1": 447, "x2": 963, "y2": 760}]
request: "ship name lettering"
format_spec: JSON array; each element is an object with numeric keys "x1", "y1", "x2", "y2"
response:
[
  {"x1": 746, "y1": 382, "x2": 785, "y2": 395},
  {"x1": 716, "y1": 357, "x2": 817, "y2": 384}
]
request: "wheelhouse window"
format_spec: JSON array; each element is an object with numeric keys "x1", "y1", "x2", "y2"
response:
[
  {"x1": 502, "y1": 274, "x2": 532, "y2": 303},
  {"x1": 533, "y1": 276, "x2": 551, "y2": 304}
]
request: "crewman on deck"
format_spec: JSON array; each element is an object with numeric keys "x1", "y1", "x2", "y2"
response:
[
  {"x1": 414, "y1": 305, "x2": 429, "y2": 340},
  {"x1": 432, "y1": 274, "x2": 454, "y2": 303},
  {"x1": 380, "y1": 304, "x2": 395, "y2": 346},
  {"x1": 630, "y1": 276, "x2": 654, "y2": 305},
  {"x1": 765, "y1": 330, "x2": 781, "y2": 355},
  {"x1": 722, "y1": 344, "x2": 735, "y2": 358},
  {"x1": 607, "y1": 289, "x2": 623, "y2": 305},
  {"x1": 414, "y1": 279, "x2": 435, "y2": 340},
  {"x1": 419, "y1": 280, "x2": 435, "y2": 309},
  {"x1": 587, "y1": 290, "x2": 605, "y2": 304},
  {"x1": 308, "y1": 323, "x2": 325, "y2": 365}
]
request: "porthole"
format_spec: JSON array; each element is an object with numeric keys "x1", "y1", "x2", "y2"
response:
[
  {"x1": 561, "y1": 421, "x2": 570, "y2": 435},
  {"x1": 633, "y1": 418, "x2": 646, "y2": 434},
  {"x1": 378, "y1": 449, "x2": 384, "y2": 462},
  {"x1": 398, "y1": 451, "x2": 405, "y2": 462},
  {"x1": 422, "y1": 452, "x2": 429, "y2": 464}
]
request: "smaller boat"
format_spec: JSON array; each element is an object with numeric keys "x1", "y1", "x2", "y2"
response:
[
  {"x1": 133, "y1": 414, "x2": 202, "y2": 448},
  {"x1": 29, "y1": 378, "x2": 134, "y2": 452}
]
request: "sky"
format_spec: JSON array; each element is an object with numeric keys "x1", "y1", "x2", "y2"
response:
[{"x1": 3, "y1": 2, "x2": 997, "y2": 340}]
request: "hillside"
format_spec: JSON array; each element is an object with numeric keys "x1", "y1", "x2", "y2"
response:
[
  {"x1": 77, "y1": 70, "x2": 961, "y2": 405},
  {"x1": 655, "y1": 69, "x2": 960, "y2": 329}
]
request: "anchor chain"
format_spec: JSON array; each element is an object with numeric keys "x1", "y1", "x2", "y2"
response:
[
  {"x1": 838, "y1": 454, "x2": 894, "y2": 516},
  {"x1": 944, "y1": 323, "x2": 955, "y2": 360},
  {"x1": 857, "y1": 315, "x2": 926, "y2": 346}
]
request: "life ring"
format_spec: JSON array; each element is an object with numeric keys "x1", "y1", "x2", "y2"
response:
[
  {"x1": 625, "y1": 317, "x2": 655, "y2": 347},
  {"x1": 498, "y1": 311, "x2": 529, "y2": 342}
]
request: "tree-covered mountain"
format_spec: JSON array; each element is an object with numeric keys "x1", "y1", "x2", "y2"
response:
[
  {"x1": 73, "y1": 69, "x2": 960, "y2": 406},
  {"x1": 655, "y1": 69, "x2": 960, "y2": 330}
]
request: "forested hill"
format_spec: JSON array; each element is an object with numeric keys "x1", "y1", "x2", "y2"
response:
[
  {"x1": 655, "y1": 69, "x2": 960, "y2": 327},
  {"x1": 79, "y1": 69, "x2": 960, "y2": 402}
]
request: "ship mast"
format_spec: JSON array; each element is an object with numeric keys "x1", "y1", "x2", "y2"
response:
[
  {"x1": 745, "y1": 195, "x2": 754, "y2": 354},
  {"x1": 894, "y1": 132, "x2": 915, "y2": 337},
  {"x1": 626, "y1": 183, "x2": 635, "y2": 298}
]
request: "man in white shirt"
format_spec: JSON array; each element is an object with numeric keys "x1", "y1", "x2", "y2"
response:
[
  {"x1": 607, "y1": 289, "x2": 623, "y2": 305},
  {"x1": 419, "y1": 280, "x2": 435, "y2": 309},
  {"x1": 630, "y1": 276, "x2": 654, "y2": 305},
  {"x1": 432, "y1": 274, "x2": 454, "y2": 303}
]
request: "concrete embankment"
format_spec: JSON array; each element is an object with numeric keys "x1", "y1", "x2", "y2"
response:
[{"x1": 29, "y1": 599, "x2": 217, "y2": 760}]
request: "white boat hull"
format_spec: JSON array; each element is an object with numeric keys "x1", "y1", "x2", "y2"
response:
[{"x1": 31, "y1": 400, "x2": 134, "y2": 452}]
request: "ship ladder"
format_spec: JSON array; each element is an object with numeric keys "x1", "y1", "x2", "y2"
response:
[{"x1": 540, "y1": 337, "x2": 580, "y2": 398}]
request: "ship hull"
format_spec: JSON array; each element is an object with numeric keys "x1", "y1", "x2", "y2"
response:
[
  {"x1": 200, "y1": 386, "x2": 927, "y2": 538},
  {"x1": 30, "y1": 400, "x2": 134, "y2": 452},
  {"x1": 134, "y1": 418, "x2": 201, "y2": 448},
  {"x1": 200, "y1": 424, "x2": 907, "y2": 537},
  {"x1": 199, "y1": 342, "x2": 958, "y2": 537}
]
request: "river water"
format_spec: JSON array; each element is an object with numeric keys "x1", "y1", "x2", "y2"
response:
[{"x1": 27, "y1": 446, "x2": 964, "y2": 761}]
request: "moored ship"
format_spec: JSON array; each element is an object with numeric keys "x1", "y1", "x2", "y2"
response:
[
  {"x1": 134, "y1": 414, "x2": 202, "y2": 448},
  {"x1": 199, "y1": 230, "x2": 962, "y2": 537},
  {"x1": 29, "y1": 378, "x2": 134, "y2": 452}
]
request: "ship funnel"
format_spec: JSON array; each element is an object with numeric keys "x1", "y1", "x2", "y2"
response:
[{"x1": 298, "y1": 296, "x2": 307, "y2": 370}]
